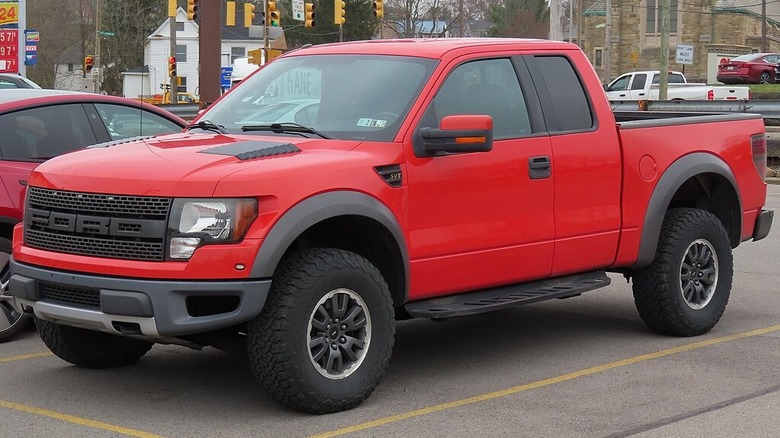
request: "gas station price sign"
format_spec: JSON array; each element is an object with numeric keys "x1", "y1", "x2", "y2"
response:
[{"x1": 0, "y1": 29, "x2": 18, "y2": 73}]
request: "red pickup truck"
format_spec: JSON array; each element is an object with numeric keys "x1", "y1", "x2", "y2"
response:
[{"x1": 8, "y1": 39, "x2": 773, "y2": 413}]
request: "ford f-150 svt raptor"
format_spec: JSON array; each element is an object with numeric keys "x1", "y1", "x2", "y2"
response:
[{"x1": 8, "y1": 39, "x2": 774, "y2": 414}]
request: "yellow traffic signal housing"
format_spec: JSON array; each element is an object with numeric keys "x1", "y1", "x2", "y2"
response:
[
  {"x1": 226, "y1": 1, "x2": 236, "y2": 26},
  {"x1": 84, "y1": 55, "x2": 94, "y2": 73},
  {"x1": 168, "y1": 56, "x2": 177, "y2": 77},
  {"x1": 268, "y1": 1, "x2": 280, "y2": 27},
  {"x1": 244, "y1": 2, "x2": 256, "y2": 27},
  {"x1": 304, "y1": 3, "x2": 315, "y2": 27},
  {"x1": 372, "y1": 0, "x2": 383, "y2": 18},
  {"x1": 334, "y1": 0, "x2": 345, "y2": 24},
  {"x1": 248, "y1": 48, "x2": 262, "y2": 65},
  {"x1": 187, "y1": 0, "x2": 199, "y2": 20}
]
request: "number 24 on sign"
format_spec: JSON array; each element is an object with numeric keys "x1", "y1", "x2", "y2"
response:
[{"x1": 0, "y1": 3, "x2": 18, "y2": 26}]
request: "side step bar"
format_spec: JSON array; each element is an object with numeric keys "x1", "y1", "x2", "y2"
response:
[{"x1": 404, "y1": 271, "x2": 611, "y2": 319}]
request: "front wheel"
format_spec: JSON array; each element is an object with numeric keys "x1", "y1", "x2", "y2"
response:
[
  {"x1": 0, "y1": 237, "x2": 31, "y2": 343},
  {"x1": 247, "y1": 248, "x2": 395, "y2": 414},
  {"x1": 632, "y1": 208, "x2": 733, "y2": 336}
]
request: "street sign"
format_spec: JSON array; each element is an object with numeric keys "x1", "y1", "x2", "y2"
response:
[
  {"x1": 292, "y1": 0, "x2": 304, "y2": 21},
  {"x1": 220, "y1": 66, "x2": 233, "y2": 89},
  {"x1": 98, "y1": 31, "x2": 115, "y2": 37},
  {"x1": 676, "y1": 44, "x2": 694, "y2": 65},
  {"x1": 24, "y1": 30, "x2": 38, "y2": 66},
  {"x1": 0, "y1": 29, "x2": 18, "y2": 73}
]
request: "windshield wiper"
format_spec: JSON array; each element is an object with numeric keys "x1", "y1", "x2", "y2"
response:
[
  {"x1": 186, "y1": 120, "x2": 228, "y2": 134},
  {"x1": 241, "y1": 122, "x2": 333, "y2": 139}
]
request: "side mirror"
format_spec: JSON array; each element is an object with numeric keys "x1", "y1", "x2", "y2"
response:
[{"x1": 418, "y1": 114, "x2": 493, "y2": 157}]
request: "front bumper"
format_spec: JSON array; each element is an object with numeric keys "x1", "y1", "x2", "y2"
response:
[
  {"x1": 753, "y1": 209, "x2": 774, "y2": 241},
  {"x1": 8, "y1": 259, "x2": 271, "y2": 339}
]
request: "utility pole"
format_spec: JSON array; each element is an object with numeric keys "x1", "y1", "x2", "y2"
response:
[
  {"x1": 659, "y1": 0, "x2": 670, "y2": 100},
  {"x1": 762, "y1": 0, "x2": 767, "y2": 52},
  {"x1": 168, "y1": 0, "x2": 178, "y2": 104},
  {"x1": 199, "y1": 0, "x2": 221, "y2": 105},
  {"x1": 94, "y1": 0, "x2": 101, "y2": 93},
  {"x1": 604, "y1": 0, "x2": 612, "y2": 82}
]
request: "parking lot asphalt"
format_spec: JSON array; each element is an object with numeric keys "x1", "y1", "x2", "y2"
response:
[{"x1": 1, "y1": 185, "x2": 778, "y2": 438}]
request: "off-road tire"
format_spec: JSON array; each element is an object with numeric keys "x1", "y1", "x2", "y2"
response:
[
  {"x1": 37, "y1": 319, "x2": 153, "y2": 368},
  {"x1": 247, "y1": 248, "x2": 395, "y2": 414},
  {"x1": 0, "y1": 237, "x2": 32, "y2": 343},
  {"x1": 632, "y1": 208, "x2": 733, "y2": 336}
]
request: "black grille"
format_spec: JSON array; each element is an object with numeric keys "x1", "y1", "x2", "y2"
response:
[
  {"x1": 25, "y1": 188, "x2": 171, "y2": 261},
  {"x1": 27, "y1": 187, "x2": 171, "y2": 219},
  {"x1": 25, "y1": 229, "x2": 165, "y2": 261},
  {"x1": 40, "y1": 282, "x2": 101, "y2": 310}
]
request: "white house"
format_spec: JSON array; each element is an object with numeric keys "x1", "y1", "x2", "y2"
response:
[{"x1": 123, "y1": 7, "x2": 277, "y2": 100}]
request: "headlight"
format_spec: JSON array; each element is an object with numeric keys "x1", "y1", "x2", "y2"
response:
[{"x1": 168, "y1": 198, "x2": 257, "y2": 260}]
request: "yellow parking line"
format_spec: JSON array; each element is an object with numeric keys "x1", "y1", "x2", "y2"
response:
[
  {"x1": 310, "y1": 324, "x2": 780, "y2": 438},
  {"x1": 0, "y1": 351, "x2": 52, "y2": 364},
  {"x1": 0, "y1": 400, "x2": 166, "y2": 438}
]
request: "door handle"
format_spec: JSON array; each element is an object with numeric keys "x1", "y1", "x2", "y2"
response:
[{"x1": 529, "y1": 156, "x2": 551, "y2": 180}]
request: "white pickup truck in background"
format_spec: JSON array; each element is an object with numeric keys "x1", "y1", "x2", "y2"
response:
[{"x1": 605, "y1": 71, "x2": 751, "y2": 101}]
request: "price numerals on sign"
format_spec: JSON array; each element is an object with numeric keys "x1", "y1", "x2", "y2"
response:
[
  {"x1": 0, "y1": 29, "x2": 16, "y2": 43},
  {"x1": 0, "y1": 2, "x2": 19, "y2": 26},
  {"x1": 0, "y1": 29, "x2": 19, "y2": 73}
]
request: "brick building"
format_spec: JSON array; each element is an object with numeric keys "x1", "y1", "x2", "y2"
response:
[{"x1": 579, "y1": 0, "x2": 780, "y2": 84}]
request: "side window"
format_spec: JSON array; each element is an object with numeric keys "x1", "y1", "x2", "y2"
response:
[
  {"x1": 0, "y1": 113, "x2": 34, "y2": 159},
  {"x1": 0, "y1": 104, "x2": 96, "y2": 160},
  {"x1": 607, "y1": 75, "x2": 630, "y2": 92},
  {"x1": 535, "y1": 56, "x2": 593, "y2": 132},
  {"x1": 94, "y1": 103, "x2": 182, "y2": 140},
  {"x1": 432, "y1": 58, "x2": 531, "y2": 139},
  {"x1": 630, "y1": 74, "x2": 647, "y2": 90}
]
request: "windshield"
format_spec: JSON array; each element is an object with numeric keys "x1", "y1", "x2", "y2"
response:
[{"x1": 203, "y1": 54, "x2": 437, "y2": 141}]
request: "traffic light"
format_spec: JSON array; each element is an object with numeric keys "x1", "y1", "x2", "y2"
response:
[
  {"x1": 334, "y1": 0, "x2": 345, "y2": 24},
  {"x1": 244, "y1": 2, "x2": 256, "y2": 28},
  {"x1": 247, "y1": 48, "x2": 262, "y2": 65},
  {"x1": 84, "y1": 55, "x2": 94, "y2": 73},
  {"x1": 304, "y1": 3, "x2": 315, "y2": 27},
  {"x1": 226, "y1": 1, "x2": 236, "y2": 26},
  {"x1": 168, "y1": 56, "x2": 177, "y2": 77},
  {"x1": 372, "y1": 0, "x2": 383, "y2": 18},
  {"x1": 187, "y1": 0, "x2": 199, "y2": 20},
  {"x1": 268, "y1": 1, "x2": 280, "y2": 27}
]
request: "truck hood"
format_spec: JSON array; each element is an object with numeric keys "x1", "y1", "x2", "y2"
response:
[{"x1": 29, "y1": 132, "x2": 362, "y2": 197}]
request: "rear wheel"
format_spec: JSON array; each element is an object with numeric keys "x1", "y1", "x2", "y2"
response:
[
  {"x1": 0, "y1": 237, "x2": 31, "y2": 343},
  {"x1": 37, "y1": 319, "x2": 153, "y2": 368},
  {"x1": 632, "y1": 208, "x2": 733, "y2": 336},
  {"x1": 247, "y1": 248, "x2": 395, "y2": 414},
  {"x1": 760, "y1": 72, "x2": 772, "y2": 84}
]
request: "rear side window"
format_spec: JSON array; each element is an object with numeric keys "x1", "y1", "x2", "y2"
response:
[
  {"x1": 630, "y1": 74, "x2": 647, "y2": 90},
  {"x1": 535, "y1": 56, "x2": 593, "y2": 132}
]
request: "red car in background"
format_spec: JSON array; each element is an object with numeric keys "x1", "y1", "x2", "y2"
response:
[
  {"x1": 717, "y1": 53, "x2": 780, "y2": 84},
  {"x1": 0, "y1": 89, "x2": 186, "y2": 341}
]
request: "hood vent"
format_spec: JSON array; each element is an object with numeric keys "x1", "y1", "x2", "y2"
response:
[{"x1": 200, "y1": 140, "x2": 301, "y2": 160}]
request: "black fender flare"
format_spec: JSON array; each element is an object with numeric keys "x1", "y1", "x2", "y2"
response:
[
  {"x1": 249, "y1": 190, "x2": 409, "y2": 290},
  {"x1": 635, "y1": 152, "x2": 741, "y2": 267}
]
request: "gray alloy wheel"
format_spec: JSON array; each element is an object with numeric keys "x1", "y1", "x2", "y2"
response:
[
  {"x1": 307, "y1": 288, "x2": 372, "y2": 380},
  {"x1": 0, "y1": 237, "x2": 31, "y2": 343}
]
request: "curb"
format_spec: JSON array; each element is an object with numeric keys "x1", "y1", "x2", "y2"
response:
[{"x1": 767, "y1": 177, "x2": 780, "y2": 185}]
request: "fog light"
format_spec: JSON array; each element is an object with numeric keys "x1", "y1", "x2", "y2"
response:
[{"x1": 170, "y1": 237, "x2": 201, "y2": 259}]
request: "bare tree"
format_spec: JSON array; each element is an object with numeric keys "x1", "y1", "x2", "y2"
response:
[{"x1": 27, "y1": 0, "x2": 94, "y2": 88}]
